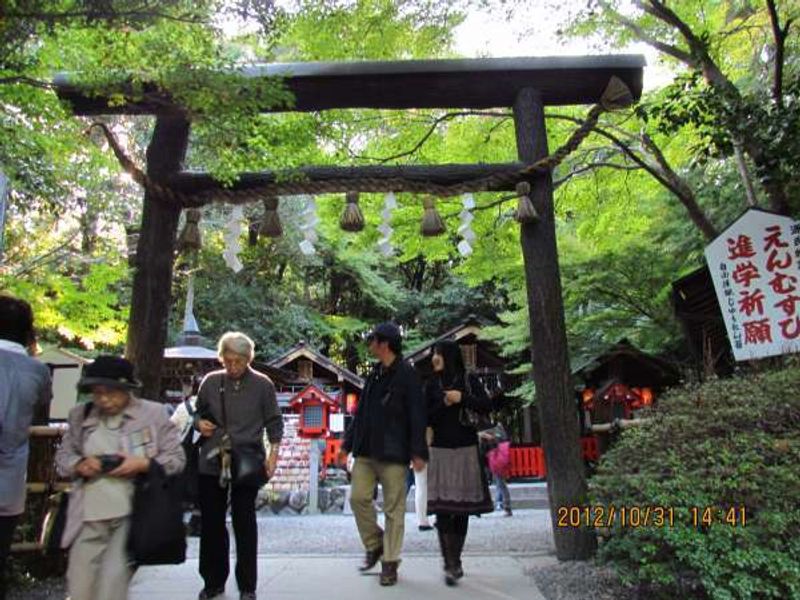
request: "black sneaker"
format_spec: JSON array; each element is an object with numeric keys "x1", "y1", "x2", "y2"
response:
[{"x1": 198, "y1": 587, "x2": 225, "y2": 599}]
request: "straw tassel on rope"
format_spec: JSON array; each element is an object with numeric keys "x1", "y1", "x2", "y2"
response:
[
  {"x1": 340, "y1": 191, "x2": 365, "y2": 232},
  {"x1": 177, "y1": 208, "x2": 202, "y2": 253},
  {"x1": 514, "y1": 182, "x2": 538, "y2": 224},
  {"x1": 259, "y1": 196, "x2": 283, "y2": 238},
  {"x1": 421, "y1": 197, "x2": 446, "y2": 236}
]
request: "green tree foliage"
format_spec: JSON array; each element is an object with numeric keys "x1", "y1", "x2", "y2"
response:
[
  {"x1": 565, "y1": 0, "x2": 800, "y2": 215},
  {"x1": 4, "y1": 0, "x2": 798, "y2": 410}
]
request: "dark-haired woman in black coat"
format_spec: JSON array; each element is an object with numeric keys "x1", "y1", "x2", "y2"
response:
[{"x1": 425, "y1": 340, "x2": 494, "y2": 586}]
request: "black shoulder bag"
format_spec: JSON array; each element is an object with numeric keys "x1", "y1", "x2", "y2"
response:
[
  {"x1": 220, "y1": 383, "x2": 268, "y2": 488},
  {"x1": 458, "y1": 375, "x2": 494, "y2": 433},
  {"x1": 127, "y1": 461, "x2": 187, "y2": 565}
]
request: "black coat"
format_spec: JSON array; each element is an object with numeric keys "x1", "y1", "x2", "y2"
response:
[
  {"x1": 343, "y1": 357, "x2": 428, "y2": 465},
  {"x1": 426, "y1": 372, "x2": 493, "y2": 448}
]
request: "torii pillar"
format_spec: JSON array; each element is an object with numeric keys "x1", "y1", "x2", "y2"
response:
[{"x1": 515, "y1": 88, "x2": 595, "y2": 558}]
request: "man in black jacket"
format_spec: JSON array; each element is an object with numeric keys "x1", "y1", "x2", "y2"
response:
[{"x1": 343, "y1": 322, "x2": 427, "y2": 587}]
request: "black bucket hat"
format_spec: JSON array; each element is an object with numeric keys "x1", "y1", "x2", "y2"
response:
[{"x1": 77, "y1": 355, "x2": 142, "y2": 393}]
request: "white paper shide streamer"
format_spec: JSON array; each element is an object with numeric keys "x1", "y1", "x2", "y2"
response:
[
  {"x1": 377, "y1": 192, "x2": 397, "y2": 257},
  {"x1": 222, "y1": 205, "x2": 245, "y2": 273},
  {"x1": 298, "y1": 194, "x2": 319, "y2": 256},
  {"x1": 457, "y1": 193, "x2": 476, "y2": 256}
]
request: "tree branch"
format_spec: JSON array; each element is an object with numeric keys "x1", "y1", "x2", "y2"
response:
[
  {"x1": 3, "y1": 9, "x2": 204, "y2": 25},
  {"x1": 554, "y1": 161, "x2": 642, "y2": 188},
  {"x1": 11, "y1": 233, "x2": 80, "y2": 279},
  {"x1": 548, "y1": 113, "x2": 718, "y2": 240},
  {"x1": 0, "y1": 76, "x2": 56, "y2": 90},
  {"x1": 765, "y1": 0, "x2": 791, "y2": 107},
  {"x1": 593, "y1": 283, "x2": 662, "y2": 323},
  {"x1": 352, "y1": 110, "x2": 510, "y2": 163},
  {"x1": 608, "y1": 4, "x2": 695, "y2": 65}
]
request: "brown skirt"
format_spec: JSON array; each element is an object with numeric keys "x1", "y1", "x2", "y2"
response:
[{"x1": 427, "y1": 444, "x2": 493, "y2": 515}]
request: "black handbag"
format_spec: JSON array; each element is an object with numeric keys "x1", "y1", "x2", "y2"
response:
[
  {"x1": 458, "y1": 375, "x2": 494, "y2": 432},
  {"x1": 220, "y1": 384, "x2": 267, "y2": 488},
  {"x1": 127, "y1": 461, "x2": 186, "y2": 566}
]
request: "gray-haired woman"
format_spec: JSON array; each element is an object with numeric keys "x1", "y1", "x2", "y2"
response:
[
  {"x1": 194, "y1": 332, "x2": 283, "y2": 600},
  {"x1": 55, "y1": 356, "x2": 185, "y2": 600}
]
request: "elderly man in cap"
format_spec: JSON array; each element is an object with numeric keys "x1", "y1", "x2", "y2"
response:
[
  {"x1": 342, "y1": 322, "x2": 428, "y2": 586},
  {"x1": 56, "y1": 356, "x2": 185, "y2": 600},
  {"x1": 0, "y1": 295, "x2": 51, "y2": 600}
]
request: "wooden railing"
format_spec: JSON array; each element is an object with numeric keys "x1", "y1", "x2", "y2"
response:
[
  {"x1": 323, "y1": 435, "x2": 600, "y2": 478},
  {"x1": 509, "y1": 445, "x2": 546, "y2": 478},
  {"x1": 12, "y1": 427, "x2": 66, "y2": 554},
  {"x1": 508, "y1": 437, "x2": 599, "y2": 479}
]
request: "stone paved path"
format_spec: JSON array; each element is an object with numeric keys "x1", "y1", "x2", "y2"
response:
[
  {"x1": 135, "y1": 509, "x2": 555, "y2": 600},
  {"x1": 130, "y1": 555, "x2": 553, "y2": 600}
]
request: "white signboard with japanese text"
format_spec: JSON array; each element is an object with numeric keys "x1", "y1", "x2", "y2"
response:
[
  {"x1": 329, "y1": 413, "x2": 345, "y2": 433},
  {"x1": 705, "y1": 208, "x2": 800, "y2": 361}
]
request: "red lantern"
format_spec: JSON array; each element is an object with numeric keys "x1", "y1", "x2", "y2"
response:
[
  {"x1": 346, "y1": 392, "x2": 358, "y2": 414},
  {"x1": 581, "y1": 388, "x2": 594, "y2": 409},
  {"x1": 640, "y1": 387, "x2": 653, "y2": 406}
]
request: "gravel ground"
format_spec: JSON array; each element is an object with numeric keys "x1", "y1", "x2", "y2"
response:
[
  {"x1": 221, "y1": 507, "x2": 555, "y2": 557},
  {"x1": 527, "y1": 558, "x2": 637, "y2": 600},
  {"x1": 10, "y1": 509, "x2": 635, "y2": 599}
]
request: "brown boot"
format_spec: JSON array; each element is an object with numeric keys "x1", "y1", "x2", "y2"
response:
[
  {"x1": 358, "y1": 543, "x2": 383, "y2": 572},
  {"x1": 379, "y1": 561, "x2": 399, "y2": 586}
]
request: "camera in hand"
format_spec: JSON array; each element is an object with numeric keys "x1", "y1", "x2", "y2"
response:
[{"x1": 98, "y1": 454, "x2": 124, "y2": 473}]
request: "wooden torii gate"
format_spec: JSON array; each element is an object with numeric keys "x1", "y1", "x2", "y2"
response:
[{"x1": 55, "y1": 55, "x2": 644, "y2": 559}]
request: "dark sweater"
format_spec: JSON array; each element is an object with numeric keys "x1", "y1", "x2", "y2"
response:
[
  {"x1": 194, "y1": 368, "x2": 283, "y2": 476},
  {"x1": 425, "y1": 372, "x2": 492, "y2": 448}
]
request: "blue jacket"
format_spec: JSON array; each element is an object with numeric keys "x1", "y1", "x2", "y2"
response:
[{"x1": 0, "y1": 344, "x2": 51, "y2": 516}]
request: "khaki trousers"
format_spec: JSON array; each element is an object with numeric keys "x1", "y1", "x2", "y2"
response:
[
  {"x1": 67, "y1": 517, "x2": 131, "y2": 600},
  {"x1": 350, "y1": 457, "x2": 407, "y2": 562}
]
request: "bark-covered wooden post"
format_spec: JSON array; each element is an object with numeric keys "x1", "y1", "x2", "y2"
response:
[
  {"x1": 126, "y1": 116, "x2": 190, "y2": 399},
  {"x1": 513, "y1": 88, "x2": 596, "y2": 560}
]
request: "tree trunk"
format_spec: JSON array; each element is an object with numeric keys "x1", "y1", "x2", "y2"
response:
[
  {"x1": 126, "y1": 116, "x2": 190, "y2": 400},
  {"x1": 514, "y1": 88, "x2": 596, "y2": 560}
]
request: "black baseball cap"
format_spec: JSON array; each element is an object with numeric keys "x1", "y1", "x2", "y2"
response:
[{"x1": 366, "y1": 322, "x2": 402, "y2": 343}]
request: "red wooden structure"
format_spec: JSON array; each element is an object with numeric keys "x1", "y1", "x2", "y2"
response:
[
  {"x1": 325, "y1": 438, "x2": 343, "y2": 466},
  {"x1": 323, "y1": 436, "x2": 600, "y2": 475},
  {"x1": 289, "y1": 384, "x2": 340, "y2": 438},
  {"x1": 507, "y1": 437, "x2": 599, "y2": 478}
]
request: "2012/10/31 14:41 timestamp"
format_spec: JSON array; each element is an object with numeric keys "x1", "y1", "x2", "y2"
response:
[{"x1": 555, "y1": 505, "x2": 748, "y2": 528}]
